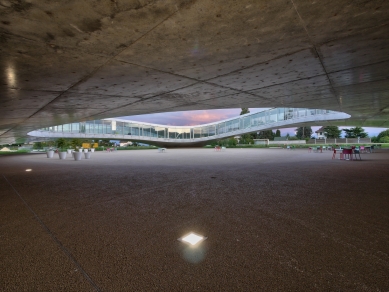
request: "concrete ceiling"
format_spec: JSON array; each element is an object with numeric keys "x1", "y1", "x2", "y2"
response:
[{"x1": 1, "y1": 0, "x2": 389, "y2": 144}]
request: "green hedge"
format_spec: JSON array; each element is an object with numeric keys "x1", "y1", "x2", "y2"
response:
[
  {"x1": 93, "y1": 146, "x2": 157, "y2": 151},
  {"x1": 0, "y1": 149, "x2": 31, "y2": 155}
]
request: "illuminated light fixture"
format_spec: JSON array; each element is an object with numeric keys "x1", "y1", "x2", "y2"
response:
[
  {"x1": 6, "y1": 65, "x2": 17, "y2": 88},
  {"x1": 25, "y1": 169, "x2": 32, "y2": 171},
  {"x1": 178, "y1": 232, "x2": 207, "y2": 246}
]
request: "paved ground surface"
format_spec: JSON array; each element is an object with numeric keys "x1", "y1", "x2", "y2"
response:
[{"x1": 1, "y1": 148, "x2": 388, "y2": 291}]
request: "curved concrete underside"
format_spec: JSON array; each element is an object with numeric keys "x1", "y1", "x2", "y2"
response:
[
  {"x1": 1, "y1": 1, "x2": 389, "y2": 144},
  {"x1": 28, "y1": 108, "x2": 350, "y2": 147}
]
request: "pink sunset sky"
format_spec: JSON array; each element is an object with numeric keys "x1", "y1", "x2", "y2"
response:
[{"x1": 120, "y1": 108, "x2": 387, "y2": 138}]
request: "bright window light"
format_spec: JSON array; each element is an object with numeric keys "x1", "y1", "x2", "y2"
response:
[{"x1": 179, "y1": 232, "x2": 206, "y2": 245}]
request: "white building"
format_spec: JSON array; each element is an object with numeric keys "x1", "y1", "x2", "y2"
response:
[{"x1": 315, "y1": 127, "x2": 326, "y2": 139}]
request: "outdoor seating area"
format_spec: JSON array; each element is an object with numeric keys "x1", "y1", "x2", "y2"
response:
[
  {"x1": 308, "y1": 146, "x2": 334, "y2": 153},
  {"x1": 214, "y1": 146, "x2": 226, "y2": 151},
  {"x1": 305, "y1": 144, "x2": 379, "y2": 160},
  {"x1": 313, "y1": 146, "x2": 323, "y2": 153},
  {"x1": 331, "y1": 145, "x2": 372, "y2": 161},
  {"x1": 106, "y1": 147, "x2": 117, "y2": 152}
]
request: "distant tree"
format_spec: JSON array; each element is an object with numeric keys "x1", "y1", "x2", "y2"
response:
[
  {"x1": 239, "y1": 133, "x2": 254, "y2": 144},
  {"x1": 258, "y1": 130, "x2": 275, "y2": 140},
  {"x1": 376, "y1": 129, "x2": 389, "y2": 142},
  {"x1": 343, "y1": 127, "x2": 368, "y2": 138},
  {"x1": 33, "y1": 142, "x2": 42, "y2": 149},
  {"x1": 240, "y1": 108, "x2": 250, "y2": 115},
  {"x1": 370, "y1": 136, "x2": 378, "y2": 143},
  {"x1": 47, "y1": 140, "x2": 55, "y2": 148},
  {"x1": 70, "y1": 138, "x2": 82, "y2": 149},
  {"x1": 275, "y1": 129, "x2": 281, "y2": 137},
  {"x1": 220, "y1": 137, "x2": 238, "y2": 147},
  {"x1": 353, "y1": 126, "x2": 368, "y2": 138},
  {"x1": 295, "y1": 126, "x2": 312, "y2": 139},
  {"x1": 56, "y1": 138, "x2": 67, "y2": 150},
  {"x1": 380, "y1": 136, "x2": 389, "y2": 143},
  {"x1": 288, "y1": 136, "x2": 299, "y2": 140},
  {"x1": 323, "y1": 126, "x2": 341, "y2": 138},
  {"x1": 228, "y1": 137, "x2": 237, "y2": 146},
  {"x1": 98, "y1": 139, "x2": 111, "y2": 147}
]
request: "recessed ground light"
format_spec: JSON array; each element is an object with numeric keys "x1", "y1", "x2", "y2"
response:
[
  {"x1": 178, "y1": 232, "x2": 207, "y2": 246},
  {"x1": 25, "y1": 169, "x2": 32, "y2": 171}
]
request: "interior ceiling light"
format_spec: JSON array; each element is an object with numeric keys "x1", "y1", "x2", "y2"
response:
[
  {"x1": 178, "y1": 232, "x2": 207, "y2": 246},
  {"x1": 25, "y1": 169, "x2": 32, "y2": 171}
]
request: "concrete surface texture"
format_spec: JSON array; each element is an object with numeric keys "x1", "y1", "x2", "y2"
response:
[
  {"x1": 1, "y1": 0, "x2": 389, "y2": 144},
  {"x1": 1, "y1": 148, "x2": 388, "y2": 291}
]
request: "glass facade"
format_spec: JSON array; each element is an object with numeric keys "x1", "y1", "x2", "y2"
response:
[{"x1": 38, "y1": 108, "x2": 338, "y2": 141}]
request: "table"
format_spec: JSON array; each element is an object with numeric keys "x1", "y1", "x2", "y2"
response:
[{"x1": 342, "y1": 149, "x2": 353, "y2": 160}]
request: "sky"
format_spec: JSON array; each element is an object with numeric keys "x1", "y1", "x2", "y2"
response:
[
  {"x1": 120, "y1": 108, "x2": 268, "y2": 126},
  {"x1": 119, "y1": 108, "x2": 387, "y2": 138}
]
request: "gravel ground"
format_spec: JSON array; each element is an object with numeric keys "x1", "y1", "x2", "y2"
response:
[{"x1": 1, "y1": 148, "x2": 388, "y2": 291}]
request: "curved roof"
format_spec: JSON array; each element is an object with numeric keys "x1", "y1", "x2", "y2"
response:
[{"x1": 28, "y1": 107, "x2": 350, "y2": 147}]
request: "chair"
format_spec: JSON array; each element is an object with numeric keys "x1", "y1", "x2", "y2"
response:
[
  {"x1": 314, "y1": 146, "x2": 322, "y2": 153},
  {"x1": 342, "y1": 149, "x2": 353, "y2": 160},
  {"x1": 332, "y1": 149, "x2": 344, "y2": 160},
  {"x1": 308, "y1": 147, "x2": 312, "y2": 152},
  {"x1": 353, "y1": 148, "x2": 361, "y2": 160}
]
